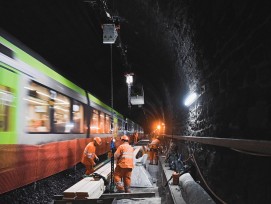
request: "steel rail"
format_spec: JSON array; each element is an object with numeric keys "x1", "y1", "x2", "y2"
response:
[
  {"x1": 93, "y1": 158, "x2": 111, "y2": 171},
  {"x1": 162, "y1": 134, "x2": 271, "y2": 155}
]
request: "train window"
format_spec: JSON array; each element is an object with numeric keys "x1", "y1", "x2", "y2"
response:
[
  {"x1": 90, "y1": 109, "x2": 99, "y2": 134},
  {"x1": 128, "y1": 121, "x2": 132, "y2": 133},
  {"x1": 53, "y1": 93, "x2": 70, "y2": 133},
  {"x1": 99, "y1": 112, "x2": 105, "y2": 133},
  {"x1": 110, "y1": 121, "x2": 114, "y2": 133},
  {"x1": 118, "y1": 119, "x2": 123, "y2": 133},
  {"x1": 25, "y1": 82, "x2": 50, "y2": 133},
  {"x1": 71, "y1": 100, "x2": 84, "y2": 133},
  {"x1": 0, "y1": 85, "x2": 14, "y2": 132},
  {"x1": 131, "y1": 122, "x2": 135, "y2": 133},
  {"x1": 0, "y1": 43, "x2": 14, "y2": 59},
  {"x1": 124, "y1": 121, "x2": 128, "y2": 132},
  {"x1": 123, "y1": 120, "x2": 126, "y2": 131},
  {"x1": 25, "y1": 81, "x2": 72, "y2": 133},
  {"x1": 105, "y1": 114, "x2": 110, "y2": 133},
  {"x1": 112, "y1": 117, "x2": 118, "y2": 135}
]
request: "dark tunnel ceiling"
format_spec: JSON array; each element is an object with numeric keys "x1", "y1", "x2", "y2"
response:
[
  {"x1": 3, "y1": 0, "x2": 270, "y2": 134},
  {"x1": 0, "y1": 0, "x2": 178, "y2": 131}
]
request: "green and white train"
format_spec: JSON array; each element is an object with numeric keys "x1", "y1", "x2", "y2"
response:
[{"x1": 0, "y1": 29, "x2": 143, "y2": 194}]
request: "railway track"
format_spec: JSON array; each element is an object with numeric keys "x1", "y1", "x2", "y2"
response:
[{"x1": 53, "y1": 145, "x2": 161, "y2": 204}]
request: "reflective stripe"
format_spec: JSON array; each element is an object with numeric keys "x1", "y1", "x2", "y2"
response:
[
  {"x1": 86, "y1": 152, "x2": 94, "y2": 159},
  {"x1": 120, "y1": 151, "x2": 133, "y2": 159},
  {"x1": 123, "y1": 152, "x2": 133, "y2": 155},
  {"x1": 114, "y1": 143, "x2": 134, "y2": 168},
  {"x1": 115, "y1": 181, "x2": 123, "y2": 187},
  {"x1": 122, "y1": 155, "x2": 133, "y2": 158}
]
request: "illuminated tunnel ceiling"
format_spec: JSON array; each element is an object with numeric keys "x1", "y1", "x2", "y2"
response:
[{"x1": 1, "y1": 0, "x2": 270, "y2": 133}]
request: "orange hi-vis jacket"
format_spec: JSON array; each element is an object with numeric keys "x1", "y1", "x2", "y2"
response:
[
  {"x1": 114, "y1": 143, "x2": 134, "y2": 168},
  {"x1": 81, "y1": 142, "x2": 97, "y2": 166},
  {"x1": 149, "y1": 138, "x2": 160, "y2": 149}
]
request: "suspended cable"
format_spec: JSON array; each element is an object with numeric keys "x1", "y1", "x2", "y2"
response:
[
  {"x1": 109, "y1": 43, "x2": 115, "y2": 193},
  {"x1": 110, "y1": 44, "x2": 113, "y2": 110},
  {"x1": 231, "y1": 148, "x2": 271, "y2": 157}
]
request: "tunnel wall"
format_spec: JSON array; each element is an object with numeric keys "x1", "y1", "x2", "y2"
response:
[{"x1": 139, "y1": 1, "x2": 271, "y2": 203}]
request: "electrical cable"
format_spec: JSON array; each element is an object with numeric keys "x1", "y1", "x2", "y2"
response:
[
  {"x1": 110, "y1": 44, "x2": 113, "y2": 110},
  {"x1": 230, "y1": 148, "x2": 271, "y2": 157},
  {"x1": 189, "y1": 146, "x2": 227, "y2": 204}
]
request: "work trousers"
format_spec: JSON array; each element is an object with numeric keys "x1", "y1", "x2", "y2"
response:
[
  {"x1": 149, "y1": 149, "x2": 158, "y2": 165},
  {"x1": 84, "y1": 164, "x2": 94, "y2": 175},
  {"x1": 114, "y1": 165, "x2": 133, "y2": 193}
]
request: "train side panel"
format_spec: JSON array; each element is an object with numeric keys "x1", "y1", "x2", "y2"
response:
[{"x1": 0, "y1": 31, "x2": 143, "y2": 194}]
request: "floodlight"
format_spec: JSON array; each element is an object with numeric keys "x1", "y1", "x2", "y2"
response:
[
  {"x1": 103, "y1": 24, "x2": 118, "y2": 44},
  {"x1": 184, "y1": 92, "x2": 198, "y2": 106},
  {"x1": 126, "y1": 74, "x2": 133, "y2": 85}
]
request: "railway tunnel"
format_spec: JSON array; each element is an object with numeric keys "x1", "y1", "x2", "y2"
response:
[{"x1": 1, "y1": 0, "x2": 271, "y2": 203}]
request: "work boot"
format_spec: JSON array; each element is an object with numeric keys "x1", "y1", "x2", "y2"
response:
[{"x1": 125, "y1": 187, "x2": 131, "y2": 193}]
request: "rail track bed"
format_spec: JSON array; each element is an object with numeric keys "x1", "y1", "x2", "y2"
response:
[{"x1": 53, "y1": 144, "x2": 166, "y2": 204}]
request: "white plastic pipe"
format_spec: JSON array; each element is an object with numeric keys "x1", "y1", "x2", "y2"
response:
[{"x1": 179, "y1": 173, "x2": 215, "y2": 204}]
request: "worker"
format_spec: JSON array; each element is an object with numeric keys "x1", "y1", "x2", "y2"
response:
[
  {"x1": 148, "y1": 135, "x2": 160, "y2": 165},
  {"x1": 114, "y1": 135, "x2": 134, "y2": 193},
  {"x1": 81, "y1": 137, "x2": 102, "y2": 176}
]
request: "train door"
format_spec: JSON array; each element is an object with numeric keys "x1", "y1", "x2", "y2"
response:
[{"x1": 0, "y1": 66, "x2": 19, "y2": 144}]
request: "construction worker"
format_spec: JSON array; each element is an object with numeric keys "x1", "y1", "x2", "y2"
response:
[
  {"x1": 81, "y1": 137, "x2": 102, "y2": 176},
  {"x1": 114, "y1": 135, "x2": 134, "y2": 193},
  {"x1": 148, "y1": 135, "x2": 160, "y2": 165}
]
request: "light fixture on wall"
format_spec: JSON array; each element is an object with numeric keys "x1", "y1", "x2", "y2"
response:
[
  {"x1": 184, "y1": 84, "x2": 206, "y2": 107},
  {"x1": 184, "y1": 92, "x2": 199, "y2": 107}
]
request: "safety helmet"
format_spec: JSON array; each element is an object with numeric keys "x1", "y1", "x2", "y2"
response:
[
  {"x1": 94, "y1": 137, "x2": 102, "y2": 145},
  {"x1": 121, "y1": 135, "x2": 129, "y2": 141}
]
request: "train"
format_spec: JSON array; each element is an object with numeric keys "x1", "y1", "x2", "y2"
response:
[{"x1": 0, "y1": 29, "x2": 143, "y2": 194}]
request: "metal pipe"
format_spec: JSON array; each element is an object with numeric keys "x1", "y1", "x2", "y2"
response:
[{"x1": 163, "y1": 134, "x2": 271, "y2": 155}]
